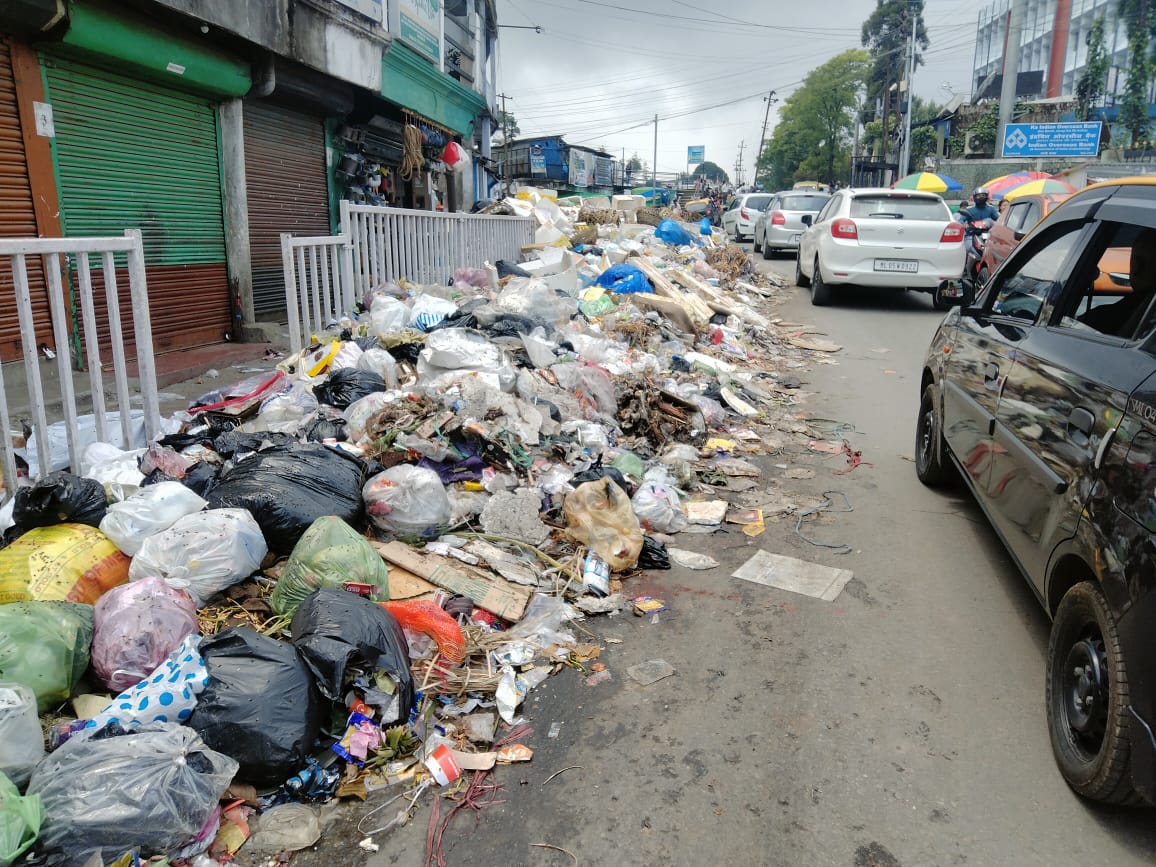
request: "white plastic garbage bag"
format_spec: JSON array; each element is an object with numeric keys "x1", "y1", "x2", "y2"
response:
[
  {"x1": 631, "y1": 482, "x2": 687, "y2": 533},
  {"x1": 21, "y1": 411, "x2": 147, "y2": 477},
  {"x1": 370, "y1": 296, "x2": 410, "y2": 337},
  {"x1": 128, "y1": 508, "x2": 268, "y2": 606},
  {"x1": 0, "y1": 683, "x2": 44, "y2": 787},
  {"x1": 363, "y1": 465, "x2": 452, "y2": 537},
  {"x1": 99, "y1": 482, "x2": 208, "y2": 556},
  {"x1": 80, "y1": 442, "x2": 146, "y2": 489},
  {"x1": 358, "y1": 347, "x2": 399, "y2": 389}
]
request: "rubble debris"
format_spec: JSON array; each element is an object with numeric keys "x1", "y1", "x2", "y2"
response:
[
  {"x1": 731, "y1": 550, "x2": 855, "y2": 602},
  {"x1": 626, "y1": 659, "x2": 676, "y2": 686}
]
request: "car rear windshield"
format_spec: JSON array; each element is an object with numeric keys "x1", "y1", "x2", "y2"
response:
[
  {"x1": 780, "y1": 194, "x2": 829, "y2": 211},
  {"x1": 849, "y1": 195, "x2": 948, "y2": 220},
  {"x1": 744, "y1": 195, "x2": 772, "y2": 211}
]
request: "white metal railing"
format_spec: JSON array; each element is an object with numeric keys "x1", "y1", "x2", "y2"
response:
[
  {"x1": 280, "y1": 233, "x2": 356, "y2": 355},
  {"x1": 0, "y1": 230, "x2": 160, "y2": 499},
  {"x1": 339, "y1": 200, "x2": 535, "y2": 293}
]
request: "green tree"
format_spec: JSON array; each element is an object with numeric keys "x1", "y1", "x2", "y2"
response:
[
  {"x1": 627, "y1": 153, "x2": 643, "y2": 171},
  {"x1": 496, "y1": 109, "x2": 520, "y2": 139},
  {"x1": 763, "y1": 49, "x2": 870, "y2": 189},
  {"x1": 906, "y1": 95, "x2": 944, "y2": 165},
  {"x1": 1075, "y1": 16, "x2": 1109, "y2": 121},
  {"x1": 690, "y1": 161, "x2": 729, "y2": 183},
  {"x1": 1118, "y1": 0, "x2": 1156, "y2": 147},
  {"x1": 861, "y1": 0, "x2": 929, "y2": 160}
]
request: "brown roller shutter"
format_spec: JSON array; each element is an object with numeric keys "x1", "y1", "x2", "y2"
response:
[
  {"x1": 0, "y1": 38, "x2": 52, "y2": 361},
  {"x1": 243, "y1": 101, "x2": 331, "y2": 318}
]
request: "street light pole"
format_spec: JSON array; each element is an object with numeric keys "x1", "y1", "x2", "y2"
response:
[
  {"x1": 997, "y1": 0, "x2": 1025, "y2": 155},
  {"x1": 756, "y1": 90, "x2": 777, "y2": 188},
  {"x1": 898, "y1": 6, "x2": 917, "y2": 178}
]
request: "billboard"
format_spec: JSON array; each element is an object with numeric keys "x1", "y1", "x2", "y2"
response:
[
  {"x1": 687, "y1": 145, "x2": 705, "y2": 165},
  {"x1": 1000, "y1": 122, "x2": 1102, "y2": 158},
  {"x1": 569, "y1": 150, "x2": 595, "y2": 188},
  {"x1": 391, "y1": 0, "x2": 442, "y2": 64}
]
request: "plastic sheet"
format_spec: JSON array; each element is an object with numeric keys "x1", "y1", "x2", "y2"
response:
[
  {"x1": 206, "y1": 443, "x2": 366, "y2": 555},
  {"x1": 362, "y1": 465, "x2": 452, "y2": 537},
  {"x1": 313, "y1": 368, "x2": 388, "y2": 410},
  {"x1": 0, "y1": 524, "x2": 129, "y2": 605},
  {"x1": 0, "y1": 684, "x2": 44, "y2": 787},
  {"x1": 128, "y1": 509, "x2": 267, "y2": 606},
  {"x1": 563, "y1": 477, "x2": 644, "y2": 572},
  {"x1": 92, "y1": 576, "x2": 200, "y2": 692},
  {"x1": 27, "y1": 722, "x2": 237, "y2": 864},
  {"x1": 0, "y1": 602, "x2": 93, "y2": 711},
  {"x1": 254, "y1": 386, "x2": 319, "y2": 433},
  {"x1": 381, "y1": 600, "x2": 466, "y2": 664},
  {"x1": 99, "y1": 481, "x2": 207, "y2": 557},
  {"x1": 0, "y1": 772, "x2": 41, "y2": 865},
  {"x1": 291, "y1": 589, "x2": 414, "y2": 722},
  {"x1": 271, "y1": 516, "x2": 390, "y2": 616},
  {"x1": 596, "y1": 263, "x2": 653, "y2": 295},
  {"x1": 654, "y1": 219, "x2": 694, "y2": 246},
  {"x1": 8, "y1": 472, "x2": 108, "y2": 538},
  {"x1": 189, "y1": 628, "x2": 323, "y2": 786}
]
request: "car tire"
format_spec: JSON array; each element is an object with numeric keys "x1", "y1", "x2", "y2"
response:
[
  {"x1": 762, "y1": 240, "x2": 773, "y2": 260},
  {"x1": 810, "y1": 257, "x2": 832, "y2": 306},
  {"x1": 914, "y1": 383, "x2": 951, "y2": 486},
  {"x1": 795, "y1": 254, "x2": 810, "y2": 288},
  {"x1": 753, "y1": 231, "x2": 763, "y2": 254},
  {"x1": 1046, "y1": 581, "x2": 1142, "y2": 805},
  {"x1": 978, "y1": 266, "x2": 990, "y2": 288}
]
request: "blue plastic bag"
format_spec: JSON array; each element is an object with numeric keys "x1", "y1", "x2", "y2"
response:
[
  {"x1": 699, "y1": 218, "x2": 713, "y2": 236},
  {"x1": 654, "y1": 219, "x2": 694, "y2": 246},
  {"x1": 595, "y1": 263, "x2": 653, "y2": 295}
]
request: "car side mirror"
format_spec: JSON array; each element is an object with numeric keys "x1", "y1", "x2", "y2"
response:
[
  {"x1": 935, "y1": 279, "x2": 973, "y2": 309},
  {"x1": 1013, "y1": 230, "x2": 1026, "y2": 241},
  {"x1": 801, "y1": 215, "x2": 813, "y2": 226}
]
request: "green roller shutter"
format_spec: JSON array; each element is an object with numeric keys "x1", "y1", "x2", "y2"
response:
[{"x1": 42, "y1": 55, "x2": 231, "y2": 352}]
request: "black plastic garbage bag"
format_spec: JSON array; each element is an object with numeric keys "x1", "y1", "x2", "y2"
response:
[
  {"x1": 189, "y1": 628, "x2": 324, "y2": 786},
  {"x1": 206, "y1": 443, "x2": 366, "y2": 554},
  {"x1": 141, "y1": 461, "x2": 221, "y2": 498},
  {"x1": 495, "y1": 259, "x2": 531, "y2": 279},
  {"x1": 302, "y1": 416, "x2": 348, "y2": 442},
  {"x1": 312, "y1": 368, "x2": 387, "y2": 410},
  {"x1": 637, "y1": 536, "x2": 671, "y2": 570},
  {"x1": 291, "y1": 589, "x2": 413, "y2": 725},
  {"x1": 571, "y1": 465, "x2": 633, "y2": 497},
  {"x1": 211, "y1": 430, "x2": 298, "y2": 459},
  {"x1": 10, "y1": 472, "x2": 107, "y2": 537}
]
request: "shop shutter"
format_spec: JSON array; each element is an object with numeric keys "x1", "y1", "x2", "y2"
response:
[
  {"x1": 243, "y1": 101, "x2": 330, "y2": 318},
  {"x1": 42, "y1": 57, "x2": 231, "y2": 353},
  {"x1": 0, "y1": 39, "x2": 52, "y2": 361}
]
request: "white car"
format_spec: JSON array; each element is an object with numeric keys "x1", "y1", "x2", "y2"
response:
[
  {"x1": 721, "y1": 193, "x2": 773, "y2": 241},
  {"x1": 795, "y1": 188, "x2": 967, "y2": 306}
]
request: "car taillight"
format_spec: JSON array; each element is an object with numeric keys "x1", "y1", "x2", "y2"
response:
[
  {"x1": 831, "y1": 218, "x2": 858, "y2": 239},
  {"x1": 740, "y1": 208, "x2": 749, "y2": 220},
  {"x1": 940, "y1": 224, "x2": 965, "y2": 243},
  {"x1": 771, "y1": 211, "x2": 786, "y2": 225}
]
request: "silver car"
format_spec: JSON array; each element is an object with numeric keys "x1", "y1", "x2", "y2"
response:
[
  {"x1": 721, "y1": 193, "x2": 773, "y2": 241},
  {"x1": 753, "y1": 191, "x2": 832, "y2": 258}
]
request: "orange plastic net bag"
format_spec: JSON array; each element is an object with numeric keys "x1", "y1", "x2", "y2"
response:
[{"x1": 381, "y1": 600, "x2": 466, "y2": 665}]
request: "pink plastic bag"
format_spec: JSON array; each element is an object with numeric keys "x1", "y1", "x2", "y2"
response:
[{"x1": 92, "y1": 575, "x2": 199, "y2": 692}]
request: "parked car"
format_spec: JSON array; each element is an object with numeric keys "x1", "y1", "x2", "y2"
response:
[
  {"x1": 916, "y1": 176, "x2": 1156, "y2": 805},
  {"x1": 795, "y1": 188, "x2": 966, "y2": 307},
  {"x1": 752, "y1": 190, "x2": 831, "y2": 258},
  {"x1": 720, "y1": 193, "x2": 773, "y2": 241}
]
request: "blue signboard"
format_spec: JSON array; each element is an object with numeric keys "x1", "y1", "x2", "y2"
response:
[
  {"x1": 1001, "y1": 122, "x2": 1102, "y2": 158},
  {"x1": 687, "y1": 145, "x2": 705, "y2": 165}
]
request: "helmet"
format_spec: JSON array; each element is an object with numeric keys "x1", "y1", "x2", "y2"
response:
[{"x1": 973, "y1": 186, "x2": 990, "y2": 206}]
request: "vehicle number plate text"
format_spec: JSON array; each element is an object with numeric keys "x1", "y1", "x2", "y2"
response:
[
  {"x1": 874, "y1": 259, "x2": 918, "y2": 273},
  {"x1": 791, "y1": 234, "x2": 801, "y2": 243}
]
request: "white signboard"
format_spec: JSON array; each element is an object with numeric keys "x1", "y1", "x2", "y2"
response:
[
  {"x1": 335, "y1": 0, "x2": 384, "y2": 21},
  {"x1": 569, "y1": 150, "x2": 595, "y2": 188},
  {"x1": 391, "y1": 0, "x2": 443, "y2": 64}
]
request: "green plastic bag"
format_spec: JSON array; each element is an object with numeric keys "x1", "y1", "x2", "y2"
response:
[
  {"x1": 0, "y1": 602, "x2": 94, "y2": 712},
  {"x1": 270, "y1": 517, "x2": 389, "y2": 616},
  {"x1": 0, "y1": 772, "x2": 42, "y2": 866}
]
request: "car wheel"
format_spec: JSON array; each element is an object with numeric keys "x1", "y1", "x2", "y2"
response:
[
  {"x1": 795, "y1": 253, "x2": 810, "y2": 288},
  {"x1": 915, "y1": 383, "x2": 951, "y2": 486},
  {"x1": 810, "y1": 257, "x2": 832, "y2": 306},
  {"x1": 762, "y1": 239, "x2": 773, "y2": 260},
  {"x1": 753, "y1": 231, "x2": 763, "y2": 254},
  {"x1": 1046, "y1": 581, "x2": 1141, "y2": 804},
  {"x1": 978, "y1": 266, "x2": 990, "y2": 287}
]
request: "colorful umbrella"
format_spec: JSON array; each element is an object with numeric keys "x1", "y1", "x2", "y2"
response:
[
  {"x1": 981, "y1": 171, "x2": 1051, "y2": 199},
  {"x1": 1001, "y1": 178, "x2": 1077, "y2": 201},
  {"x1": 892, "y1": 172, "x2": 962, "y2": 193}
]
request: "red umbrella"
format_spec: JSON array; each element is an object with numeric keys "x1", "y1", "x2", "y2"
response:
[{"x1": 982, "y1": 171, "x2": 1051, "y2": 200}]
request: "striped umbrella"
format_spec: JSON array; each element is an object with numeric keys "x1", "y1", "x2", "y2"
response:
[
  {"x1": 1001, "y1": 178, "x2": 1077, "y2": 201},
  {"x1": 981, "y1": 171, "x2": 1051, "y2": 199},
  {"x1": 892, "y1": 172, "x2": 963, "y2": 193}
]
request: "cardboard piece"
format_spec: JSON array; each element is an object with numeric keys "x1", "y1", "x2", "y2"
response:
[
  {"x1": 625, "y1": 292, "x2": 698, "y2": 334},
  {"x1": 387, "y1": 565, "x2": 439, "y2": 600},
  {"x1": 373, "y1": 541, "x2": 532, "y2": 621}
]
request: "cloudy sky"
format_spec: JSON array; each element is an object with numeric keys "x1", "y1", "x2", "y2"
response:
[{"x1": 495, "y1": 0, "x2": 983, "y2": 181}]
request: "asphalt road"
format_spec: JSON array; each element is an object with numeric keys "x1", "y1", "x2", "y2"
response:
[{"x1": 335, "y1": 246, "x2": 1156, "y2": 867}]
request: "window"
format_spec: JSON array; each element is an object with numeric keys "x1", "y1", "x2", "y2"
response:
[
  {"x1": 780, "y1": 194, "x2": 830, "y2": 211},
  {"x1": 848, "y1": 195, "x2": 949, "y2": 220},
  {"x1": 1053, "y1": 221, "x2": 1156, "y2": 341},
  {"x1": 1005, "y1": 202, "x2": 1031, "y2": 232},
  {"x1": 744, "y1": 195, "x2": 772, "y2": 211},
  {"x1": 815, "y1": 196, "x2": 838, "y2": 224},
  {"x1": 987, "y1": 225, "x2": 1083, "y2": 323},
  {"x1": 1022, "y1": 201, "x2": 1042, "y2": 230}
]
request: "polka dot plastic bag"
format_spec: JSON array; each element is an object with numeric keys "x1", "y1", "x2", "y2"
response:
[{"x1": 85, "y1": 634, "x2": 208, "y2": 731}]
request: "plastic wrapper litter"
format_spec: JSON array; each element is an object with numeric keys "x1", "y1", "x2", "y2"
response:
[
  {"x1": 0, "y1": 772, "x2": 41, "y2": 866},
  {"x1": 0, "y1": 684, "x2": 44, "y2": 787},
  {"x1": 312, "y1": 368, "x2": 388, "y2": 410},
  {"x1": 206, "y1": 443, "x2": 366, "y2": 554},
  {"x1": 128, "y1": 509, "x2": 267, "y2": 607},
  {"x1": 270, "y1": 516, "x2": 390, "y2": 616},
  {"x1": 8, "y1": 472, "x2": 108, "y2": 539},
  {"x1": 563, "y1": 477, "x2": 644, "y2": 572},
  {"x1": 291, "y1": 589, "x2": 414, "y2": 723},
  {"x1": 189, "y1": 628, "x2": 323, "y2": 786},
  {"x1": 98, "y1": 481, "x2": 207, "y2": 556},
  {"x1": 631, "y1": 482, "x2": 688, "y2": 533},
  {"x1": 0, "y1": 524, "x2": 129, "y2": 605},
  {"x1": 92, "y1": 576, "x2": 200, "y2": 692},
  {"x1": 27, "y1": 722, "x2": 237, "y2": 866},
  {"x1": 0, "y1": 603, "x2": 92, "y2": 713},
  {"x1": 362, "y1": 465, "x2": 452, "y2": 537}
]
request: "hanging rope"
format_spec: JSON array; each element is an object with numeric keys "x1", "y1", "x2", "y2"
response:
[{"x1": 400, "y1": 123, "x2": 424, "y2": 181}]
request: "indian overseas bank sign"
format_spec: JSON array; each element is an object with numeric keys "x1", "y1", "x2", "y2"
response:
[
  {"x1": 1001, "y1": 122, "x2": 1101, "y2": 158},
  {"x1": 391, "y1": 0, "x2": 443, "y2": 64}
]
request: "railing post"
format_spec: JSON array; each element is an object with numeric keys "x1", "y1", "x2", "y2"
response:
[
  {"x1": 282, "y1": 232, "x2": 303, "y2": 355},
  {"x1": 124, "y1": 229, "x2": 160, "y2": 441}
]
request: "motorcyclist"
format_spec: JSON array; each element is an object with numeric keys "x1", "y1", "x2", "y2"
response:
[{"x1": 957, "y1": 186, "x2": 999, "y2": 225}]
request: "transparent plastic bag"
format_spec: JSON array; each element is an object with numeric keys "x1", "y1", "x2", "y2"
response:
[
  {"x1": 0, "y1": 684, "x2": 44, "y2": 788},
  {"x1": 330, "y1": 340, "x2": 364, "y2": 370},
  {"x1": 128, "y1": 509, "x2": 268, "y2": 606},
  {"x1": 357, "y1": 347, "x2": 399, "y2": 389},
  {"x1": 631, "y1": 482, "x2": 687, "y2": 533},
  {"x1": 99, "y1": 481, "x2": 207, "y2": 557},
  {"x1": 343, "y1": 391, "x2": 398, "y2": 444},
  {"x1": 254, "y1": 385, "x2": 319, "y2": 433},
  {"x1": 369, "y1": 296, "x2": 410, "y2": 337},
  {"x1": 92, "y1": 576, "x2": 200, "y2": 692},
  {"x1": 563, "y1": 477, "x2": 643, "y2": 571},
  {"x1": 27, "y1": 722, "x2": 237, "y2": 864},
  {"x1": 271, "y1": 516, "x2": 390, "y2": 617},
  {"x1": 0, "y1": 772, "x2": 42, "y2": 865},
  {"x1": 0, "y1": 602, "x2": 93, "y2": 711},
  {"x1": 363, "y1": 465, "x2": 452, "y2": 537}
]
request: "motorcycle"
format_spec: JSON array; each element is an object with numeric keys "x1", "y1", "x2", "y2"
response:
[{"x1": 959, "y1": 217, "x2": 992, "y2": 299}]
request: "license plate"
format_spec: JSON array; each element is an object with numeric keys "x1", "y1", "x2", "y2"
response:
[
  {"x1": 874, "y1": 259, "x2": 918, "y2": 273},
  {"x1": 791, "y1": 234, "x2": 801, "y2": 243}
]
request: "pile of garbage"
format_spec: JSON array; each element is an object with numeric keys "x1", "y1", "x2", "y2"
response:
[{"x1": 0, "y1": 189, "x2": 833, "y2": 866}]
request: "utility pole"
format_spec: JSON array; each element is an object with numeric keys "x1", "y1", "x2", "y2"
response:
[
  {"x1": 897, "y1": 6, "x2": 917, "y2": 179},
  {"x1": 756, "y1": 90, "x2": 777, "y2": 189},
  {"x1": 652, "y1": 114, "x2": 658, "y2": 199},
  {"x1": 735, "y1": 140, "x2": 745, "y2": 187},
  {"x1": 497, "y1": 92, "x2": 511, "y2": 194},
  {"x1": 997, "y1": 0, "x2": 1025, "y2": 157}
]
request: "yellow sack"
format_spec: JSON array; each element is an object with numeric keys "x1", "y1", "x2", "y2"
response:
[{"x1": 0, "y1": 524, "x2": 130, "y2": 605}]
